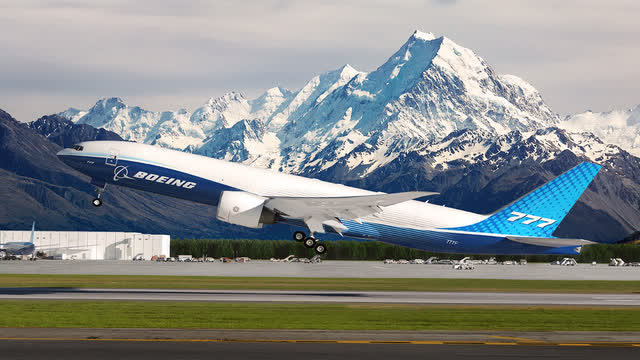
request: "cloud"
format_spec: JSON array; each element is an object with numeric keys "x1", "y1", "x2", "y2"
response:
[{"x1": 0, "y1": 0, "x2": 638, "y2": 121}]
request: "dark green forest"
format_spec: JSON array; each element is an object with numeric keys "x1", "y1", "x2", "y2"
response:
[{"x1": 171, "y1": 239, "x2": 640, "y2": 263}]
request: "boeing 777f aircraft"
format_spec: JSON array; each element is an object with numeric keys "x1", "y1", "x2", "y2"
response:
[{"x1": 57, "y1": 141, "x2": 604, "y2": 255}]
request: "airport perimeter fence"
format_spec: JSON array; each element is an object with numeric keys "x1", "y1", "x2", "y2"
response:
[{"x1": 170, "y1": 239, "x2": 640, "y2": 262}]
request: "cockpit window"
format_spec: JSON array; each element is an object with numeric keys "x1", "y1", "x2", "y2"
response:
[{"x1": 72, "y1": 145, "x2": 84, "y2": 151}]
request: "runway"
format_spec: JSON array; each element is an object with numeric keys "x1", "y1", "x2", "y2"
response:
[
  {"x1": 0, "y1": 338, "x2": 638, "y2": 360},
  {"x1": 1, "y1": 287, "x2": 639, "y2": 305},
  {"x1": 1, "y1": 260, "x2": 639, "y2": 280}
]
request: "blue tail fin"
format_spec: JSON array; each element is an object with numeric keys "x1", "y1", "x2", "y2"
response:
[{"x1": 450, "y1": 162, "x2": 602, "y2": 237}]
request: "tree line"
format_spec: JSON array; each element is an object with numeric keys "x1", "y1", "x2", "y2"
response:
[{"x1": 170, "y1": 239, "x2": 640, "y2": 262}]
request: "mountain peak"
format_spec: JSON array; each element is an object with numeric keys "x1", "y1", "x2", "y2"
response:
[
  {"x1": 265, "y1": 87, "x2": 284, "y2": 97},
  {"x1": 95, "y1": 97, "x2": 125, "y2": 107},
  {"x1": 338, "y1": 64, "x2": 359, "y2": 77},
  {"x1": 410, "y1": 30, "x2": 437, "y2": 42},
  {"x1": 206, "y1": 92, "x2": 245, "y2": 106}
]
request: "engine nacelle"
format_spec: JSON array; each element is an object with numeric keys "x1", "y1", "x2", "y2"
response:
[{"x1": 216, "y1": 191, "x2": 275, "y2": 228}]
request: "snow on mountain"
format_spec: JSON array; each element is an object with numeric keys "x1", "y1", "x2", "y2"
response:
[
  {"x1": 59, "y1": 30, "x2": 560, "y2": 175},
  {"x1": 265, "y1": 64, "x2": 363, "y2": 133},
  {"x1": 251, "y1": 87, "x2": 295, "y2": 124},
  {"x1": 420, "y1": 127, "x2": 622, "y2": 170},
  {"x1": 274, "y1": 30, "x2": 559, "y2": 174},
  {"x1": 560, "y1": 105, "x2": 640, "y2": 156},
  {"x1": 309, "y1": 125, "x2": 627, "y2": 184},
  {"x1": 195, "y1": 119, "x2": 283, "y2": 169}
]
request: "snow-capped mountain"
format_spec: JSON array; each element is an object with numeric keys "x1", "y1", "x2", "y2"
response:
[
  {"x1": 338, "y1": 127, "x2": 640, "y2": 241},
  {"x1": 59, "y1": 30, "x2": 559, "y2": 176},
  {"x1": 277, "y1": 31, "x2": 557, "y2": 173},
  {"x1": 560, "y1": 105, "x2": 640, "y2": 157}
]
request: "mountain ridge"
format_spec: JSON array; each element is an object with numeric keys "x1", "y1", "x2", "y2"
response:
[{"x1": 58, "y1": 31, "x2": 559, "y2": 175}]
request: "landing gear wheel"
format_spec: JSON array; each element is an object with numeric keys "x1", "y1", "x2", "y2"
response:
[
  {"x1": 293, "y1": 231, "x2": 306, "y2": 242},
  {"x1": 92, "y1": 183, "x2": 106, "y2": 208},
  {"x1": 304, "y1": 237, "x2": 316, "y2": 249},
  {"x1": 314, "y1": 243, "x2": 327, "y2": 255}
]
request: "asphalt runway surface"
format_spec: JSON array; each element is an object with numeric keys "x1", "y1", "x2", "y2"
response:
[
  {"x1": 2, "y1": 328, "x2": 639, "y2": 343},
  {"x1": 0, "y1": 339, "x2": 638, "y2": 360},
  {"x1": 1, "y1": 287, "x2": 639, "y2": 305},
  {"x1": 1, "y1": 260, "x2": 640, "y2": 280}
]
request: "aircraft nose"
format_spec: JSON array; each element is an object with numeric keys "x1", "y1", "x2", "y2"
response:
[{"x1": 56, "y1": 148, "x2": 73, "y2": 162}]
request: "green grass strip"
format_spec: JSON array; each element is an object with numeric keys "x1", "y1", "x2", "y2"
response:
[
  {"x1": 1, "y1": 301, "x2": 639, "y2": 331},
  {"x1": 0, "y1": 274, "x2": 639, "y2": 293}
]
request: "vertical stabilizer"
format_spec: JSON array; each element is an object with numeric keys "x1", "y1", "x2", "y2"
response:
[
  {"x1": 30, "y1": 221, "x2": 35, "y2": 243},
  {"x1": 449, "y1": 162, "x2": 601, "y2": 237}
]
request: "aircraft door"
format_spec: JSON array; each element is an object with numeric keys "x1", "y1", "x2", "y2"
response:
[{"x1": 106, "y1": 148, "x2": 119, "y2": 166}]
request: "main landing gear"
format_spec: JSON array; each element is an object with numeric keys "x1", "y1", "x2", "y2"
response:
[{"x1": 293, "y1": 231, "x2": 327, "y2": 255}]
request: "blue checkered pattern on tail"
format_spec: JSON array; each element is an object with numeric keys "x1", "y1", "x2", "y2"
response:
[{"x1": 448, "y1": 162, "x2": 601, "y2": 237}]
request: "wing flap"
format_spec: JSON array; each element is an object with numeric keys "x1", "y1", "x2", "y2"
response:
[
  {"x1": 266, "y1": 191, "x2": 437, "y2": 211},
  {"x1": 265, "y1": 191, "x2": 437, "y2": 234}
]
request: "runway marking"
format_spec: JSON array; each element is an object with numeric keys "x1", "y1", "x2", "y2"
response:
[
  {"x1": 489, "y1": 335, "x2": 544, "y2": 342},
  {"x1": 0, "y1": 337, "x2": 639, "y2": 347}
]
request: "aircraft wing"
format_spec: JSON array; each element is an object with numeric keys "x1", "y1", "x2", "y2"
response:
[
  {"x1": 36, "y1": 246, "x2": 91, "y2": 254},
  {"x1": 265, "y1": 191, "x2": 437, "y2": 235}
]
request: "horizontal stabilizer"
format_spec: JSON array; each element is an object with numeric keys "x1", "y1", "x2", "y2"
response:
[{"x1": 505, "y1": 236, "x2": 597, "y2": 248}]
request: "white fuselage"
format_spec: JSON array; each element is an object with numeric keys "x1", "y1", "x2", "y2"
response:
[{"x1": 57, "y1": 141, "x2": 487, "y2": 232}]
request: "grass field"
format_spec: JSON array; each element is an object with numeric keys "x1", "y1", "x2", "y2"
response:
[
  {"x1": 0, "y1": 274, "x2": 639, "y2": 293},
  {"x1": 0, "y1": 301, "x2": 638, "y2": 331}
]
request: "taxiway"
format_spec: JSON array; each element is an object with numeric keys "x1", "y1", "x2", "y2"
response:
[
  {"x1": 1, "y1": 287, "x2": 638, "y2": 305},
  {"x1": 1, "y1": 260, "x2": 639, "y2": 280}
]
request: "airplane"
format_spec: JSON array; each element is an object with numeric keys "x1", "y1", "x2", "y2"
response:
[
  {"x1": 0, "y1": 221, "x2": 37, "y2": 260},
  {"x1": 57, "y1": 140, "x2": 605, "y2": 255}
]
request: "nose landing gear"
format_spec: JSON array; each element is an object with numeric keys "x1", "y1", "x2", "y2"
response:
[
  {"x1": 92, "y1": 184, "x2": 106, "y2": 207},
  {"x1": 293, "y1": 231, "x2": 327, "y2": 255}
]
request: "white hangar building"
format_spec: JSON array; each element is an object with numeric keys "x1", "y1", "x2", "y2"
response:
[{"x1": 0, "y1": 231, "x2": 170, "y2": 260}]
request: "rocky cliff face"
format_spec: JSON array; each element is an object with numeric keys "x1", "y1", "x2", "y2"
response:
[{"x1": 28, "y1": 114, "x2": 123, "y2": 148}]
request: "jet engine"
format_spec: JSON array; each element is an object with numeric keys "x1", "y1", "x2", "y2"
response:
[{"x1": 216, "y1": 191, "x2": 276, "y2": 228}]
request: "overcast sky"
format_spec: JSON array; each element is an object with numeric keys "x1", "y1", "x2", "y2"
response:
[{"x1": 1, "y1": 0, "x2": 638, "y2": 122}]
